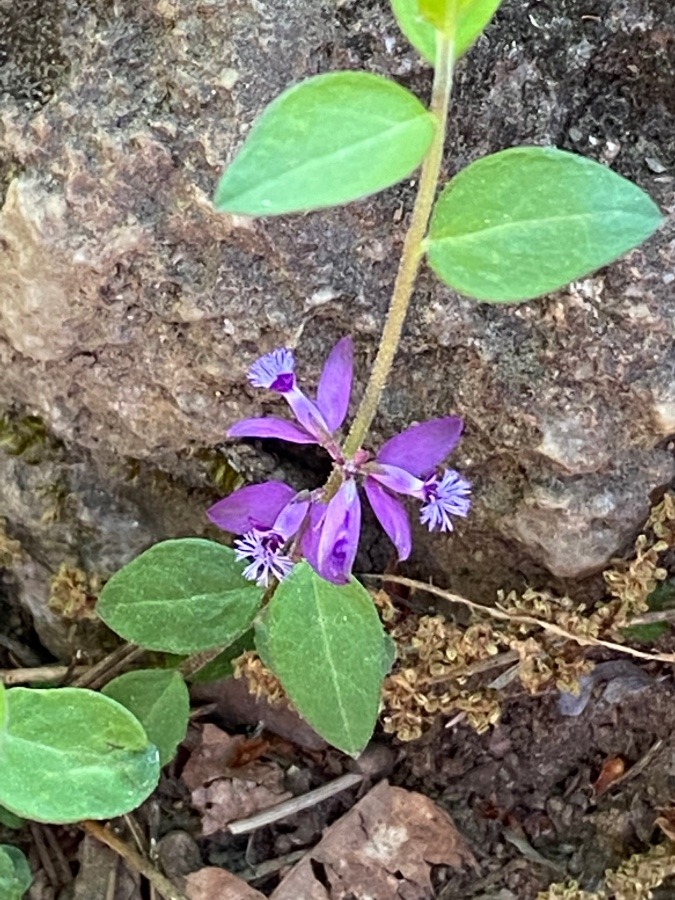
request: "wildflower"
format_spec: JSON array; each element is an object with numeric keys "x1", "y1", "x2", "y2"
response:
[
  {"x1": 211, "y1": 338, "x2": 471, "y2": 586},
  {"x1": 228, "y1": 338, "x2": 353, "y2": 453},
  {"x1": 207, "y1": 481, "x2": 309, "y2": 587},
  {"x1": 363, "y1": 416, "x2": 471, "y2": 561}
]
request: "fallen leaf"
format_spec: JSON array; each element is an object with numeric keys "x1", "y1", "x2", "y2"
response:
[
  {"x1": 183, "y1": 724, "x2": 292, "y2": 835},
  {"x1": 185, "y1": 867, "x2": 265, "y2": 900},
  {"x1": 271, "y1": 780, "x2": 475, "y2": 900},
  {"x1": 73, "y1": 835, "x2": 141, "y2": 900},
  {"x1": 191, "y1": 677, "x2": 327, "y2": 750},
  {"x1": 592, "y1": 756, "x2": 626, "y2": 797},
  {"x1": 656, "y1": 808, "x2": 675, "y2": 841}
]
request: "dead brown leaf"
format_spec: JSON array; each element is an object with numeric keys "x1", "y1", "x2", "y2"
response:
[
  {"x1": 185, "y1": 867, "x2": 265, "y2": 900},
  {"x1": 271, "y1": 780, "x2": 476, "y2": 900},
  {"x1": 183, "y1": 724, "x2": 292, "y2": 835},
  {"x1": 191, "y1": 677, "x2": 327, "y2": 750},
  {"x1": 592, "y1": 756, "x2": 626, "y2": 797}
]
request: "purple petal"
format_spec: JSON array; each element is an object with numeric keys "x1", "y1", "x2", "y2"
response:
[
  {"x1": 366, "y1": 462, "x2": 425, "y2": 498},
  {"x1": 285, "y1": 389, "x2": 331, "y2": 443},
  {"x1": 273, "y1": 498, "x2": 310, "y2": 541},
  {"x1": 376, "y1": 416, "x2": 464, "y2": 477},
  {"x1": 316, "y1": 337, "x2": 353, "y2": 432},
  {"x1": 317, "y1": 479, "x2": 361, "y2": 585},
  {"x1": 300, "y1": 503, "x2": 326, "y2": 571},
  {"x1": 207, "y1": 481, "x2": 296, "y2": 533},
  {"x1": 228, "y1": 417, "x2": 316, "y2": 444},
  {"x1": 364, "y1": 478, "x2": 411, "y2": 562}
]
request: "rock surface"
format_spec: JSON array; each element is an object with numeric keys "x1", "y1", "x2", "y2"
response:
[{"x1": 1, "y1": 0, "x2": 673, "y2": 653}]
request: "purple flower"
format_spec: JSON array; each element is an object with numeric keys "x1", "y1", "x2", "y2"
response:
[
  {"x1": 213, "y1": 338, "x2": 471, "y2": 587},
  {"x1": 208, "y1": 481, "x2": 309, "y2": 587},
  {"x1": 229, "y1": 339, "x2": 353, "y2": 453},
  {"x1": 362, "y1": 417, "x2": 471, "y2": 561}
]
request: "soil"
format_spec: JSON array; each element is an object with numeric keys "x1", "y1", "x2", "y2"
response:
[{"x1": 1, "y1": 0, "x2": 674, "y2": 897}]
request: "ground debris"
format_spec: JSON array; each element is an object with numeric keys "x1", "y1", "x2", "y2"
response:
[
  {"x1": 270, "y1": 780, "x2": 475, "y2": 900},
  {"x1": 182, "y1": 724, "x2": 291, "y2": 835}
]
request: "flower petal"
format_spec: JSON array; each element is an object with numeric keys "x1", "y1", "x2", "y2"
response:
[
  {"x1": 207, "y1": 481, "x2": 296, "y2": 533},
  {"x1": 364, "y1": 478, "x2": 411, "y2": 561},
  {"x1": 316, "y1": 336, "x2": 353, "y2": 432},
  {"x1": 228, "y1": 417, "x2": 317, "y2": 444},
  {"x1": 376, "y1": 416, "x2": 464, "y2": 477},
  {"x1": 367, "y1": 462, "x2": 425, "y2": 497},
  {"x1": 273, "y1": 498, "x2": 310, "y2": 540},
  {"x1": 285, "y1": 389, "x2": 331, "y2": 443},
  {"x1": 317, "y1": 479, "x2": 361, "y2": 585},
  {"x1": 300, "y1": 503, "x2": 326, "y2": 571}
]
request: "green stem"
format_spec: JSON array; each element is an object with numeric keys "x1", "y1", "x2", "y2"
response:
[{"x1": 341, "y1": 35, "x2": 455, "y2": 460}]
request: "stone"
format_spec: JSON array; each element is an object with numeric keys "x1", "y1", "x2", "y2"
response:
[{"x1": 0, "y1": 0, "x2": 673, "y2": 653}]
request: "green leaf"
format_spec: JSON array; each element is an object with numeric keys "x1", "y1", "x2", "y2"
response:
[
  {"x1": 0, "y1": 687, "x2": 159, "y2": 823},
  {"x1": 190, "y1": 631, "x2": 255, "y2": 684},
  {"x1": 0, "y1": 807, "x2": 24, "y2": 830},
  {"x1": 426, "y1": 147, "x2": 664, "y2": 302},
  {"x1": 256, "y1": 563, "x2": 387, "y2": 756},
  {"x1": 390, "y1": 0, "x2": 503, "y2": 64},
  {"x1": 0, "y1": 845, "x2": 32, "y2": 899},
  {"x1": 214, "y1": 72, "x2": 435, "y2": 216},
  {"x1": 102, "y1": 669, "x2": 189, "y2": 766},
  {"x1": 96, "y1": 539, "x2": 264, "y2": 654}
]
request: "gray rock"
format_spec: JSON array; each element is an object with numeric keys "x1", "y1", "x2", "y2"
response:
[{"x1": 1, "y1": 0, "x2": 673, "y2": 653}]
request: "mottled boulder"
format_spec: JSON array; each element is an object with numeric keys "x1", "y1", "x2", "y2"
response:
[{"x1": 0, "y1": 0, "x2": 673, "y2": 653}]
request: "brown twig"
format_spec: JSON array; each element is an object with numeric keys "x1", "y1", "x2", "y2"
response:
[
  {"x1": 426, "y1": 649, "x2": 520, "y2": 687},
  {"x1": 29, "y1": 823, "x2": 60, "y2": 887},
  {"x1": 72, "y1": 644, "x2": 144, "y2": 689},
  {"x1": 0, "y1": 664, "x2": 85, "y2": 686},
  {"x1": 43, "y1": 825, "x2": 73, "y2": 884},
  {"x1": 365, "y1": 574, "x2": 675, "y2": 665},
  {"x1": 81, "y1": 821, "x2": 188, "y2": 900}
]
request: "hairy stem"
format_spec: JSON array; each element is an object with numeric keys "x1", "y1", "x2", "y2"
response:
[{"x1": 341, "y1": 35, "x2": 455, "y2": 460}]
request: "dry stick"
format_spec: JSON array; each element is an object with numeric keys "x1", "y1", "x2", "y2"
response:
[
  {"x1": 29, "y1": 823, "x2": 60, "y2": 888},
  {"x1": 43, "y1": 826, "x2": 74, "y2": 885},
  {"x1": 426, "y1": 649, "x2": 520, "y2": 687},
  {"x1": 366, "y1": 574, "x2": 675, "y2": 665},
  {"x1": 0, "y1": 664, "x2": 86, "y2": 685},
  {"x1": 86, "y1": 646, "x2": 146, "y2": 691},
  {"x1": 81, "y1": 821, "x2": 188, "y2": 900},
  {"x1": 227, "y1": 772, "x2": 364, "y2": 836},
  {"x1": 72, "y1": 644, "x2": 144, "y2": 689}
]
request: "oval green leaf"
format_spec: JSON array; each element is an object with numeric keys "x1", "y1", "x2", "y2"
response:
[
  {"x1": 214, "y1": 72, "x2": 435, "y2": 216},
  {"x1": 102, "y1": 669, "x2": 189, "y2": 766},
  {"x1": 0, "y1": 687, "x2": 159, "y2": 823},
  {"x1": 426, "y1": 147, "x2": 664, "y2": 302},
  {"x1": 0, "y1": 845, "x2": 32, "y2": 900},
  {"x1": 96, "y1": 539, "x2": 264, "y2": 654},
  {"x1": 390, "y1": 0, "x2": 503, "y2": 64},
  {"x1": 255, "y1": 563, "x2": 388, "y2": 756}
]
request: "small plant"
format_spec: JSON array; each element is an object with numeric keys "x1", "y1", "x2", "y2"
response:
[{"x1": 0, "y1": 0, "x2": 663, "y2": 836}]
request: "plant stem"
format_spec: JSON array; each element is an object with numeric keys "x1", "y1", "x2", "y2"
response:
[{"x1": 341, "y1": 35, "x2": 455, "y2": 461}]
